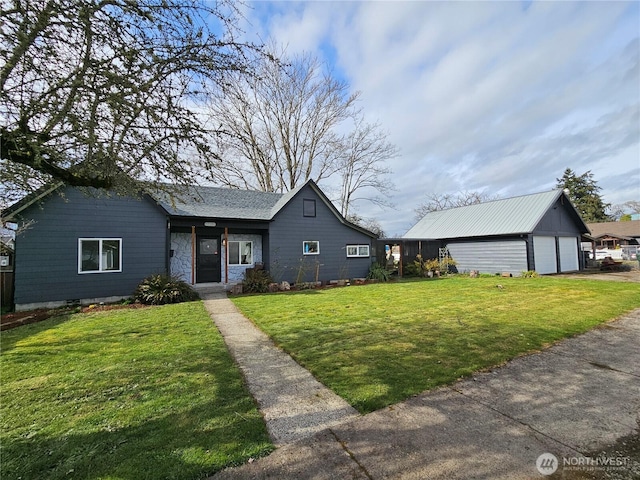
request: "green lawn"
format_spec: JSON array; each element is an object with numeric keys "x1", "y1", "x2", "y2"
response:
[
  {"x1": 231, "y1": 276, "x2": 640, "y2": 413},
  {"x1": 1, "y1": 302, "x2": 272, "y2": 480}
]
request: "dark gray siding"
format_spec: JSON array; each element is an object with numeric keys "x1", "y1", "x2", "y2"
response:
[
  {"x1": 14, "y1": 187, "x2": 167, "y2": 305},
  {"x1": 527, "y1": 197, "x2": 586, "y2": 272},
  {"x1": 269, "y1": 185, "x2": 373, "y2": 283},
  {"x1": 533, "y1": 197, "x2": 584, "y2": 236}
]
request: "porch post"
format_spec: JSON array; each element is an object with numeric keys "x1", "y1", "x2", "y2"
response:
[
  {"x1": 224, "y1": 227, "x2": 229, "y2": 284},
  {"x1": 191, "y1": 226, "x2": 196, "y2": 285}
]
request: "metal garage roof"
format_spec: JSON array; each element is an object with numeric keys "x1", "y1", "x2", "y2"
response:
[{"x1": 404, "y1": 189, "x2": 568, "y2": 239}]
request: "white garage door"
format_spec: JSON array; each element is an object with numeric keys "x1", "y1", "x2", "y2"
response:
[
  {"x1": 446, "y1": 240, "x2": 528, "y2": 276},
  {"x1": 558, "y1": 237, "x2": 579, "y2": 272},
  {"x1": 533, "y1": 236, "x2": 557, "y2": 274}
]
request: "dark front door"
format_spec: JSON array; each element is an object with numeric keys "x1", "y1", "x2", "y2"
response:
[{"x1": 196, "y1": 237, "x2": 221, "y2": 283}]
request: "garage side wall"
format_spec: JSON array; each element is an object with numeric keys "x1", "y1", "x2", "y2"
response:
[{"x1": 445, "y1": 238, "x2": 528, "y2": 276}]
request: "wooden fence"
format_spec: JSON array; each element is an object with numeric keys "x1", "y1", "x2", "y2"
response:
[{"x1": 1, "y1": 271, "x2": 14, "y2": 310}]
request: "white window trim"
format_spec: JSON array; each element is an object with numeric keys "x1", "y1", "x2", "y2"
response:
[
  {"x1": 346, "y1": 244, "x2": 370, "y2": 258},
  {"x1": 228, "y1": 240, "x2": 254, "y2": 266},
  {"x1": 78, "y1": 238, "x2": 122, "y2": 274},
  {"x1": 303, "y1": 241, "x2": 320, "y2": 255}
]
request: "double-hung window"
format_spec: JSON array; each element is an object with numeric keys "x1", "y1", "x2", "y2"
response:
[
  {"x1": 228, "y1": 241, "x2": 253, "y2": 265},
  {"x1": 78, "y1": 238, "x2": 122, "y2": 273},
  {"x1": 346, "y1": 245, "x2": 370, "y2": 258}
]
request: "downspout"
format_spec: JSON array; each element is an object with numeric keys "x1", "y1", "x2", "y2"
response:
[{"x1": 191, "y1": 226, "x2": 196, "y2": 285}]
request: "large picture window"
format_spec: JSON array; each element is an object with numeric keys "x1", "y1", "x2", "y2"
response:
[
  {"x1": 346, "y1": 245, "x2": 370, "y2": 258},
  {"x1": 303, "y1": 241, "x2": 319, "y2": 255},
  {"x1": 228, "y1": 241, "x2": 253, "y2": 265},
  {"x1": 78, "y1": 238, "x2": 121, "y2": 273}
]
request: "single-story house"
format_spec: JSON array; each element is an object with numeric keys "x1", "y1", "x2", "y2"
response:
[
  {"x1": 392, "y1": 189, "x2": 589, "y2": 276},
  {"x1": 582, "y1": 220, "x2": 640, "y2": 260},
  {"x1": 584, "y1": 220, "x2": 640, "y2": 249},
  {"x1": 3, "y1": 180, "x2": 376, "y2": 311}
]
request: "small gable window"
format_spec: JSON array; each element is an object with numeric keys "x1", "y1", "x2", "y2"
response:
[
  {"x1": 346, "y1": 245, "x2": 370, "y2": 258},
  {"x1": 303, "y1": 199, "x2": 316, "y2": 217},
  {"x1": 78, "y1": 238, "x2": 122, "y2": 273},
  {"x1": 228, "y1": 241, "x2": 253, "y2": 265},
  {"x1": 303, "y1": 241, "x2": 319, "y2": 255}
]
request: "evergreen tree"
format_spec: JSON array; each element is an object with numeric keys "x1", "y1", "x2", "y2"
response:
[{"x1": 556, "y1": 168, "x2": 611, "y2": 223}]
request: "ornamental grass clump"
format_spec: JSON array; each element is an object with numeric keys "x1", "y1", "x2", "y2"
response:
[
  {"x1": 242, "y1": 269, "x2": 273, "y2": 293},
  {"x1": 134, "y1": 274, "x2": 199, "y2": 305},
  {"x1": 367, "y1": 262, "x2": 391, "y2": 282}
]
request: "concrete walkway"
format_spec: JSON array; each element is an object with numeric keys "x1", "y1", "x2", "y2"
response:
[
  {"x1": 202, "y1": 293, "x2": 359, "y2": 445},
  {"x1": 206, "y1": 298, "x2": 640, "y2": 480}
]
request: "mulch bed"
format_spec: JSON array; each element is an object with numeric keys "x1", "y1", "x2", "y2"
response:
[{"x1": 1, "y1": 303, "x2": 149, "y2": 331}]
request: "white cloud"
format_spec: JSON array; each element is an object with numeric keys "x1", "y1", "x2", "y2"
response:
[{"x1": 244, "y1": 1, "x2": 640, "y2": 234}]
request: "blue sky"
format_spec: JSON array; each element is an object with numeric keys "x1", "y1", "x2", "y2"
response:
[{"x1": 238, "y1": 1, "x2": 639, "y2": 235}]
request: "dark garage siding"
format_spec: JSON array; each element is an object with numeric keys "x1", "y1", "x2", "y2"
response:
[{"x1": 14, "y1": 187, "x2": 167, "y2": 308}]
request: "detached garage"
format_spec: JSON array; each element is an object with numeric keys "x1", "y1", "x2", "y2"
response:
[{"x1": 402, "y1": 189, "x2": 589, "y2": 276}]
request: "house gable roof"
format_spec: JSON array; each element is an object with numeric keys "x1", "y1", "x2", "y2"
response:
[
  {"x1": 404, "y1": 189, "x2": 588, "y2": 240},
  {"x1": 2, "y1": 183, "x2": 64, "y2": 221},
  {"x1": 156, "y1": 180, "x2": 376, "y2": 237},
  {"x1": 5, "y1": 179, "x2": 376, "y2": 238}
]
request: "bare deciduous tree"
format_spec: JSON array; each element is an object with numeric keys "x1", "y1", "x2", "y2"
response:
[
  {"x1": 337, "y1": 117, "x2": 398, "y2": 217},
  {"x1": 1, "y1": 0, "x2": 261, "y2": 206},
  {"x1": 346, "y1": 213, "x2": 385, "y2": 238},
  {"x1": 414, "y1": 191, "x2": 497, "y2": 221},
  {"x1": 208, "y1": 48, "x2": 358, "y2": 192},
  {"x1": 208, "y1": 47, "x2": 398, "y2": 220}
]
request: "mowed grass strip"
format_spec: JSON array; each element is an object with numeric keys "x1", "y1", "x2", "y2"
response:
[
  {"x1": 232, "y1": 276, "x2": 640, "y2": 413},
  {"x1": 1, "y1": 302, "x2": 272, "y2": 480}
]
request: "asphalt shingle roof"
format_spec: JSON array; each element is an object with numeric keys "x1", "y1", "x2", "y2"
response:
[
  {"x1": 586, "y1": 220, "x2": 640, "y2": 239},
  {"x1": 154, "y1": 183, "x2": 304, "y2": 220},
  {"x1": 404, "y1": 189, "x2": 572, "y2": 239}
]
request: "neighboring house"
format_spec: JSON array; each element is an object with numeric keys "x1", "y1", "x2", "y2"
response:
[
  {"x1": 585, "y1": 220, "x2": 640, "y2": 249},
  {"x1": 0, "y1": 234, "x2": 14, "y2": 271},
  {"x1": 4, "y1": 180, "x2": 376, "y2": 311},
  {"x1": 583, "y1": 220, "x2": 640, "y2": 260},
  {"x1": 395, "y1": 189, "x2": 589, "y2": 276}
]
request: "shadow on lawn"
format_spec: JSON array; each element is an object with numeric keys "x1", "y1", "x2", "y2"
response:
[
  {"x1": 3, "y1": 398, "x2": 273, "y2": 480},
  {"x1": 0, "y1": 314, "x2": 73, "y2": 352}
]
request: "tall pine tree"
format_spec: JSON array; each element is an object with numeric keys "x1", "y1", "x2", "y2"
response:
[{"x1": 556, "y1": 169, "x2": 611, "y2": 223}]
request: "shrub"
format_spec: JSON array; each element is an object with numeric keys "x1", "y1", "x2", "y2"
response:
[
  {"x1": 367, "y1": 263, "x2": 391, "y2": 282},
  {"x1": 242, "y1": 269, "x2": 273, "y2": 293},
  {"x1": 409, "y1": 255, "x2": 457, "y2": 277},
  {"x1": 521, "y1": 270, "x2": 540, "y2": 278},
  {"x1": 134, "y1": 274, "x2": 199, "y2": 305},
  {"x1": 402, "y1": 261, "x2": 421, "y2": 277}
]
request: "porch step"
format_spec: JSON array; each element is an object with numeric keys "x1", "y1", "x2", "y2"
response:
[{"x1": 192, "y1": 283, "x2": 228, "y2": 295}]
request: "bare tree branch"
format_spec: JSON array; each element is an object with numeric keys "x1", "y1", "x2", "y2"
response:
[
  {"x1": 207, "y1": 46, "x2": 359, "y2": 192},
  {"x1": 337, "y1": 116, "x2": 398, "y2": 217},
  {"x1": 414, "y1": 191, "x2": 498, "y2": 221},
  {"x1": 1, "y1": 0, "x2": 263, "y2": 205}
]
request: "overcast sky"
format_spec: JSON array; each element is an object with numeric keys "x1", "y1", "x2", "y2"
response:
[{"x1": 239, "y1": 1, "x2": 639, "y2": 236}]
